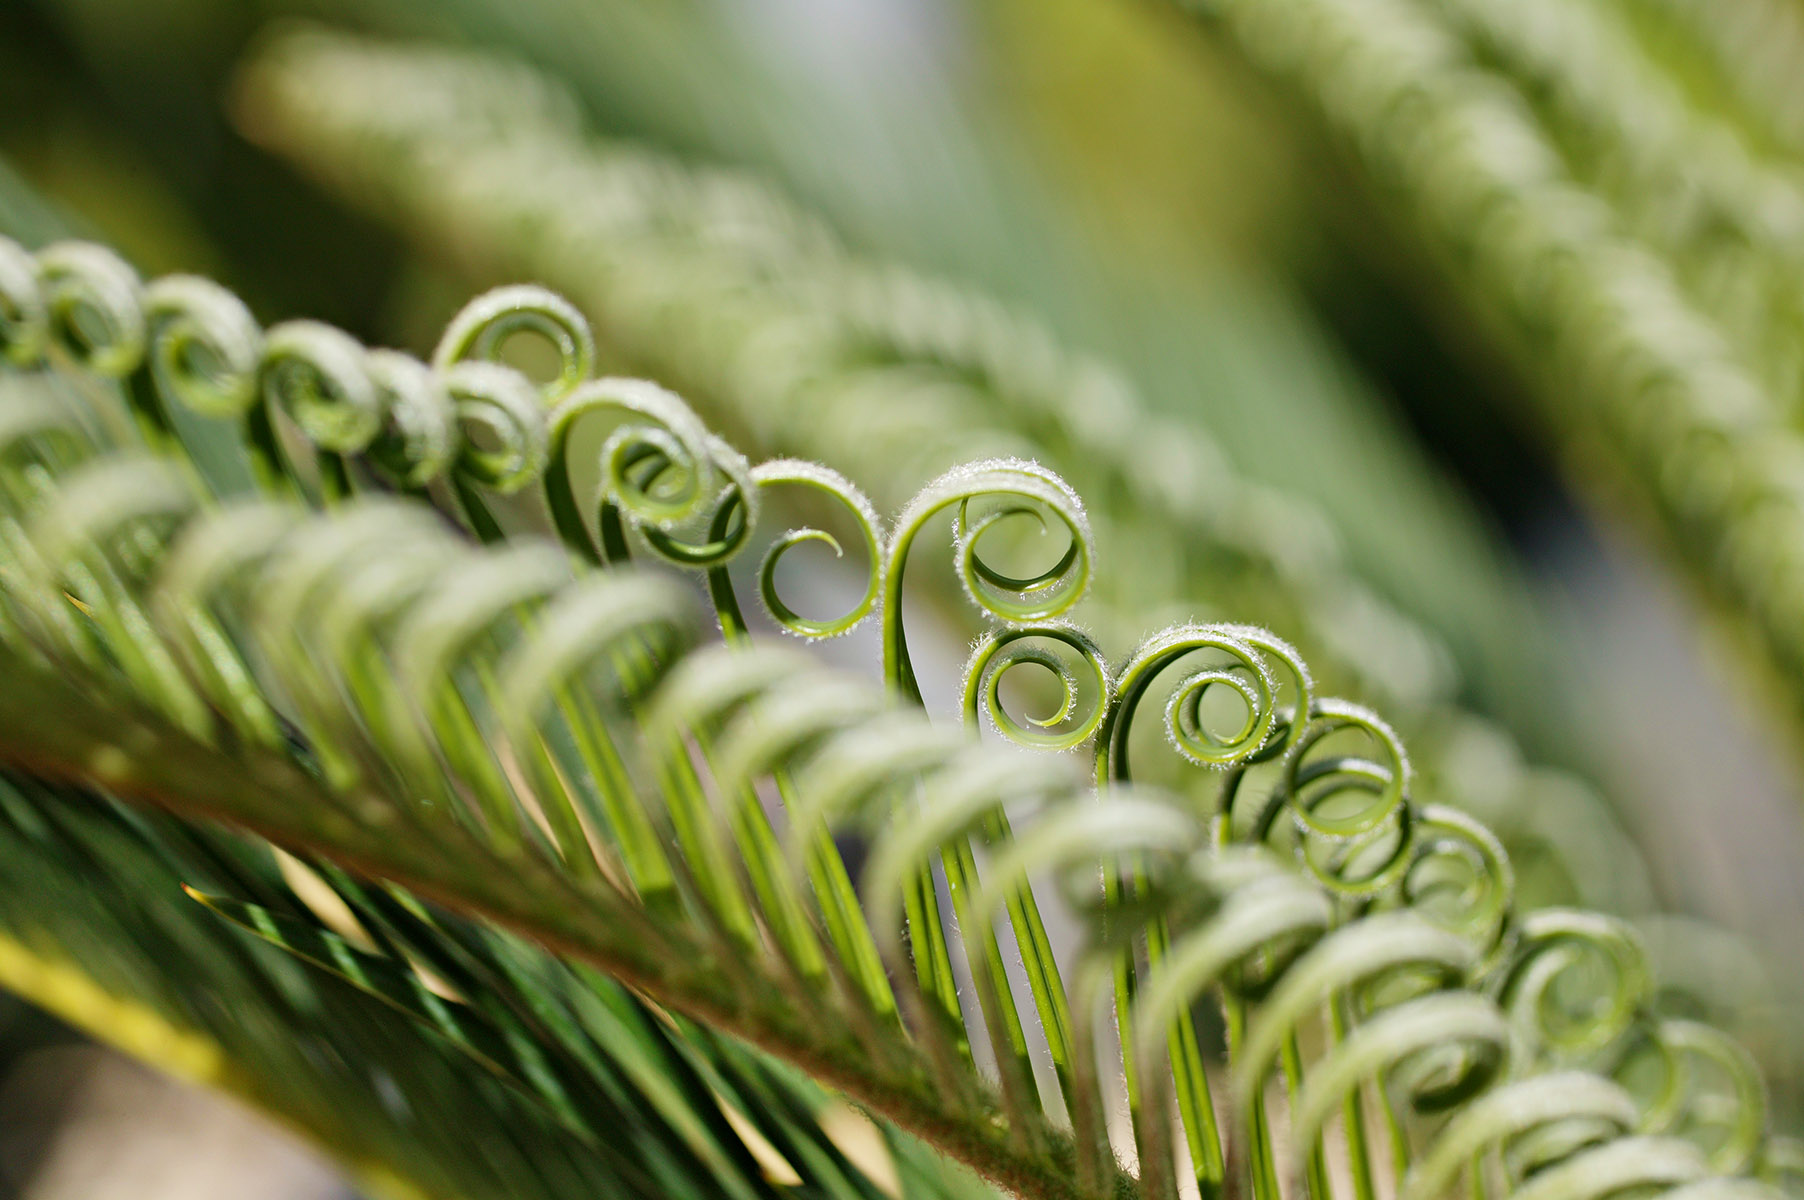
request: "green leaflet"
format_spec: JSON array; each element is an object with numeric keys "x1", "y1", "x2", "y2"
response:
[
  {"x1": 0, "y1": 241, "x2": 1792, "y2": 1200},
  {"x1": 0, "y1": 773, "x2": 884, "y2": 1200},
  {"x1": 184, "y1": 885, "x2": 896, "y2": 1200}
]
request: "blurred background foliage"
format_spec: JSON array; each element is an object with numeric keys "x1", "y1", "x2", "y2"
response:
[{"x1": 3, "y1": 0, "x2": 1804, "y2": 1193}]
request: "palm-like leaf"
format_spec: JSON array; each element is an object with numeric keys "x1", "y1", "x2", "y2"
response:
[{"x1": 0, "y1": 234, "x2": 1789, "y2": 1200}]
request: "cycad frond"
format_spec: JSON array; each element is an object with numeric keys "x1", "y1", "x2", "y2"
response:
[{"x1": 0, "y1": 236, "x2": 1789, "y2": 1200}]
